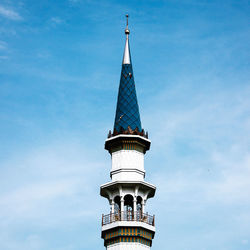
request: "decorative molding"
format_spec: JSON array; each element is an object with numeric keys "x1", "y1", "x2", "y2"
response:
[
  {"x1": 110, "y1": 168, "x2": 145, "y2": 179},
  {"x1": 103, "y1": 227, "x2": 154, "y2": 247}
]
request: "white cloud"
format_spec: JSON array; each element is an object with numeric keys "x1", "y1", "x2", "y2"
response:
[
  {"x1": 0, "y1": 5, "x2": 22, "y2": 21},
  {"x1": 50, "y1": 17, "x2": 63, "y2": 24},
  {"x1": 146, "y1": 81, "x2": 250, "y2": 204},
  {"x1": 0, "y1": 139, "x2": 108, "y2": 249},
  {"x1": 0, "y1": 55, "x2": 8, "y2": 60},
  {"x1": 0, "y1": 180, "x2": 78, "y2": 218},
  {"x1": 0, "y1": 139, "x2": 106, "y2": 226},
  {"x1": 242, "y1": 239, "x2": 248, "y2": 245},
  {"x1": 208, "y1": 153, "x2": 250, "y2": 203},
  {"x1": 0, "y1": 40, "x2": 7, "y2": 50},
  {"x1": 140, "y1": 78, "x2": 250, "y2": 250},
  {"x1": 152, "y1": 152, "x2": 250, "y2": 207},
  {"x1": 37, "y1": 51, "x2": 51, "y2": 59}
]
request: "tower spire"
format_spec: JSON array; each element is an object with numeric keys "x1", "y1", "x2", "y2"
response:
[{"x1": 113, "y1": 15, "x2": 142, "y2": 134}]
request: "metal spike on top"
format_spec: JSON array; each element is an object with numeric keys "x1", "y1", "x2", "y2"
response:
[
  {"x1": 125, "y1": 14, "x2": 130, "y2": 35},
  {"x1": 123, "y1": 14, "x2": 131, "y2": 65}
]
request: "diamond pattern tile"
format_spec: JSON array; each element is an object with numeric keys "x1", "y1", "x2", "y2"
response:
[{"x1": 114, "y1": 64, "x2": 142, "y2": 132}]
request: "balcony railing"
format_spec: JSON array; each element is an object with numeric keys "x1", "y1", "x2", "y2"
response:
[{"x1": 102, "y1": 211, "x2": 155, "y2": 226}]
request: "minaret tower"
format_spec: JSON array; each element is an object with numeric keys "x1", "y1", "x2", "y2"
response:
[{"x1": 101, "y1": 15, "x2": 156, "y2": 250}]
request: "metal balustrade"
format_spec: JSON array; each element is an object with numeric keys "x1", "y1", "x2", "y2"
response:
[{"x1": 102, "y1": 211, "x2": 155, "y2": 226}]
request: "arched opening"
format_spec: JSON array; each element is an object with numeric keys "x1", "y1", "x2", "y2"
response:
[
  {"x1": 124, "y1": 194, "x2": 134, "y2": 220},
  {"x1": 114, "y1": 196, "x2": 121, "y2": 214},
  {"x1": 124, "y1": 194, "x2": 133, "y2": 211},
  {"x1": 136, "y1": 196, "x2": 142, "y2": 220}
]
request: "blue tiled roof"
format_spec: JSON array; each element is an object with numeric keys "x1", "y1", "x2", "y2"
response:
[{"x1": 114, "y1": 63, "x2": 142, "y2": 133}]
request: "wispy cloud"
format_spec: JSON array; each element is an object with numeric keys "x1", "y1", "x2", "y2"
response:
[
  {"x1": 0, "y1": 139, "x2": 105, "y2": 224},
  {"x1": 0, "y1": 40, "x2": 7, "y2": 50},
  {"x1": 0, "y1": 138, "x2": 107, "y2": 249},
  {"x1": 144, "y1": 80, "x2": 250, "y2": 249},
  {"x1": 50, "y1": 17, "x2": 63, "y2": 24},
  {"x1": 0, "y1": 41, "x2": 8, "y2": 60},
  {"x1": 152, "y1": 153, "x2": 250, "y2": 207},
  {"x1": 0, "y1": 5, "x2": 22, "y2": 21},
  {"x1": 0, "y1": 55, "x2": 8, "y2": 60},
  {"x1": 68, "y1": 0, "x2": 81, "y2": 3}
]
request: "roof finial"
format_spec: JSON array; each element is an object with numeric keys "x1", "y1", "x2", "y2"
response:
[
  {"x1": 125, "y1": 14, "x2": 130, "y2": 35},
  {"x1": 122, "y1": 14, "x2": 131, "y2": 64}
]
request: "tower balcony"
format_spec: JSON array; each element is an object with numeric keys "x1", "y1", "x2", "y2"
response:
[
  {"x1": 102, "y1": 211, "x2": 155, "y2": 227},
  {"x1": 101, "y1": 211, "x2": 156, "y2": 247}
]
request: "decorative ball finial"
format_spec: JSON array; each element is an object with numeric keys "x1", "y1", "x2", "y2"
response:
[{"x1": 125, "y1": 14, "x2": 130, "y2": 35}]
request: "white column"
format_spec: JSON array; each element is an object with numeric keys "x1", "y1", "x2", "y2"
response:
[
  {"x1": 121, "y1": 197, "x2": 124, "y2": 211},
  {"x1": 133, "y1": 196, "x2": 137, "y2": 220},
  {"x1": 120, "y1": 196, "x2": 124, "y2": 220},
  {"x1": 111, "y1": 200, "x2": 115, "y2": 214},
  {"x1": 142, "y1": 200, "x2": 145, "y2": 214}
]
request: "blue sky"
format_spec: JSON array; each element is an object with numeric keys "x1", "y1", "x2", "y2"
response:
[{"x1": 0, "y1": 0, "x2": 250, "y2": 249}]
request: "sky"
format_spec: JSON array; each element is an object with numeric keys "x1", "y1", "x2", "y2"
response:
[{"x1": 0, "y1": 0, "x2": 250, "y2": 249}]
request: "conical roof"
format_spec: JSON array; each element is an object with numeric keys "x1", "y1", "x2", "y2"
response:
[{"x1": 113, "y1": 16, "x2": 142, "y2": 133}]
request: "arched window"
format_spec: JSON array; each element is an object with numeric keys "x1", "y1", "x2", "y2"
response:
[
  {"x1": 114, "y1": 196, "x2": 121, "y2": 214},
  {"x1": 124, "y1": 194, "x2": 134, "y2": 221},
  {"x1": 124, "y1": 194, "x2": 134, "y2": 212}
]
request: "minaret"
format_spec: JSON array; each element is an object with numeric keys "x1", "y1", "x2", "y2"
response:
[{"x1": 101, "y1": 15, "x2": 156, "y2": 250}]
